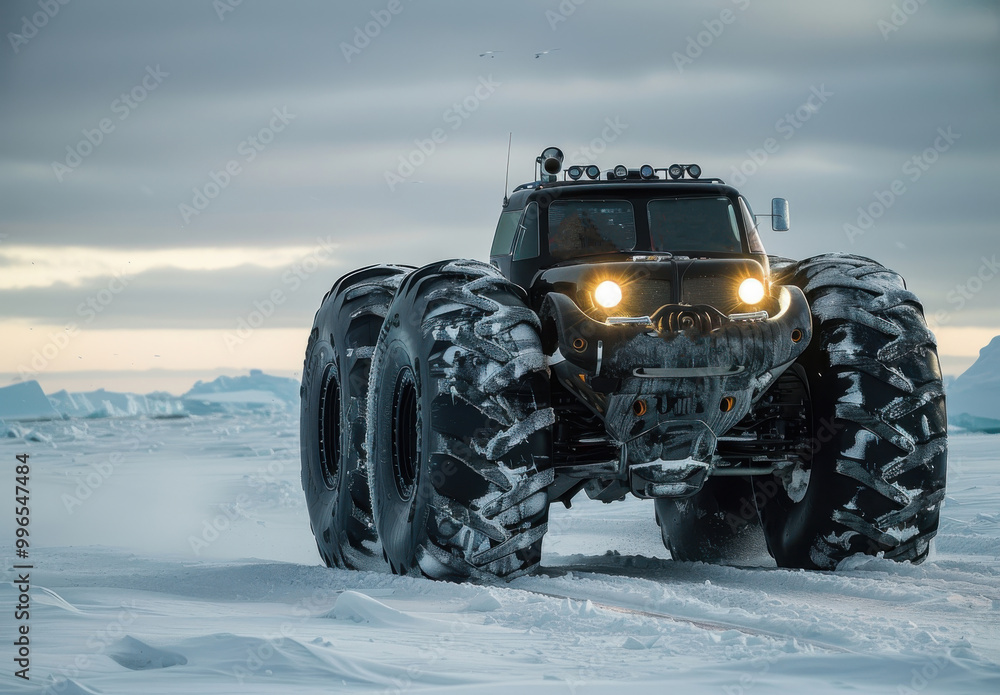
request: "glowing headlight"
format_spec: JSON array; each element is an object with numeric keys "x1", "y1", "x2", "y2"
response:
[
  {"x1": 594, "y1": 281, "x2": 623, "y2": 309},
  {"x1": 738, "y1": 278, "x2": 766, "y2": 305}
]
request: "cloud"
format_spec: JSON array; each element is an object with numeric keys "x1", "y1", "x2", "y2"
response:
[{"x1": 1, "y1": 0, "x2": 998, "y2": 379}]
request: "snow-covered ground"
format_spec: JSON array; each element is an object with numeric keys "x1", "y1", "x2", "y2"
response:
[{"x1": 1, "y1": 413, "x2": 998, "y2": 694}]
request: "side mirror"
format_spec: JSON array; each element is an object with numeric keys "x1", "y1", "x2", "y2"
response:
[{"x1": 771, "y1": 198, "x2": 790, "y2": 232}]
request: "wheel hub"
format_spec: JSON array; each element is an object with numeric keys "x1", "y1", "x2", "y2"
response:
[
  {"x1": 391, "y1": 368, "x2": 419, "y2": 500},
  {"x1": 319, "y1": 366, "x2": 342, "y2": 488}
]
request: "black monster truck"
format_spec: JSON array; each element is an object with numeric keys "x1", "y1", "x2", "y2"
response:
[{"x1": 300, "y1": 147, "x2": 947, "y2": 580}]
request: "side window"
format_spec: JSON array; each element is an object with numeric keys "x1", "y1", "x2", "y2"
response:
[
  {"x1": 490, "y1": 210, "x2": 521, "y2": 256},
  {"x1": 739, "y1": 197, "x2": 765, "y2": 254},
  {"x1": 513, "y1": 202, "x2": 540, "y2": 260}
]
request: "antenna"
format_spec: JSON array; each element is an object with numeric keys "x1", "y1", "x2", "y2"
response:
[{"x1": 502, "y1": 132, "x2": 512, "y2": 206}]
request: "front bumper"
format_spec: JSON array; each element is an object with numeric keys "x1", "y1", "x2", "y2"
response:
[{"x1": 541, "y1": 285, "x2": 812, "y2": 496}]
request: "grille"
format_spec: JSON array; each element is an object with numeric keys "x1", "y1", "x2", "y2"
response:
[
  {"x1": 619, "y1": 278, "x2": 672, "y2": 316},
  {"x1": 681, "y1": 275, "x2": 740, "y2": 314}
]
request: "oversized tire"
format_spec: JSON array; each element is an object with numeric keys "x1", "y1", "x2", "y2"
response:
[
  {"x1": 761, "y1": 253, "x2": 947, "y2": 569},
  {"x1": 301, "y1": 264, "x2": 411, "y2": 570},
  {"x1": 366, "y1": 259, "x2": 554, "y2": 580},
  {"x1": 654, "y1": 476, "x2": 765, "y2": 564}
]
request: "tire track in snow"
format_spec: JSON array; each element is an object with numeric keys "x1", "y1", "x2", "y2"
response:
[{"x1": 518, "y1": 587, "x2": 856, "y2": 653}]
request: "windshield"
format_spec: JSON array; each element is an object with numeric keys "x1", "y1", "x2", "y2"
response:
[
  {"x1": 648, "y1": 197, "x2": 742, "y2": 253},
  {"x1": 547, "y1": 200, "x2": 636, "y2": 260}
]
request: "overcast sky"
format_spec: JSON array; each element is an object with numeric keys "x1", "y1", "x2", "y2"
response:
[{"x1": 1, "y1": 0, "x2": 998, "y2": 394}]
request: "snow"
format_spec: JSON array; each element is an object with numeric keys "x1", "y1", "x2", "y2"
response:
[
  {"x1": 1, "y1": 414, "x2": 999, "y2": 693},
  {"x1": 786, "y1": 466, "x2": 811, "y2": 503}
]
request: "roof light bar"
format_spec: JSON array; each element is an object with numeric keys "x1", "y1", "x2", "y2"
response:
[{"x1": 534, "y1": 148, "x2": 712, "y2": 184}]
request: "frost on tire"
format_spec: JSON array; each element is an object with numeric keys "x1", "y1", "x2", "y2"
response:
[
  {"x1": 366, "y1": 259, "x2": 553, "y2": 580},
  {"x1": 300, "y1": 264, "x2": 411, "y2": 570},
  {"x1": 760, "y1": 253, "x2": 948, "y2": 569}
]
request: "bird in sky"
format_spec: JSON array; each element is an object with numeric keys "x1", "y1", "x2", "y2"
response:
[
  {"x1": 479, "y1": 51, "x2": 502, "y2": 58},
  {"x1": 534, "y1": 48, "x2": 560, "y2": 59}
]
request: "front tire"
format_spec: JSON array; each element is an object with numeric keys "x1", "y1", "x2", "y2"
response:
[
  {"x1": 367, "y1": 260, "x2": 554, "y2": 580},
  {"x1": 761, "y1": 254, "x2": 947, "y2": 569}
]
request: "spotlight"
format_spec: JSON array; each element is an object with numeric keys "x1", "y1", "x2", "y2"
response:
[
  {"x1": 567, "y1": 166, "x2": 583, "y2": 180},
  {"x1": 668, "y1": 164, "x2": 684, "y2": 179},
  {"x1": 639, "y1": 164, "x2": 655, "y2": 179},
  {"x1": 538, "y1": 146, "x2": 564, "y2": 182},
  {"x1": 687, "y1": 164, "x2": 702, "y2": 179},
  {"x1": 585, "y1": 165, "x2": 601, "y2": 179},
  {"x1": 613, "y1": 164, "x2": 628, "y2": 179}
]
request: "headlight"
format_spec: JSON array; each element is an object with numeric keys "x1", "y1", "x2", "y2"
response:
[
  {"x1": 738, "y1": 278, "x2": 766, "y2": 304},
  {"x1": 594, "y1": 281, "x2": 623, "y2": 309}
]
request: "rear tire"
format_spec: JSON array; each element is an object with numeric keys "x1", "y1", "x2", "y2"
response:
[
  {"x1": 655, "y1": 477, "x2": 764, "y2": 564},
  {"x1": 367, "y1": 260, "x2": 554, "y2": 580},
  {"x1": 300, "y1": 265, "x2": 411, "y2": 570},
  {"x1": 761, "y1": 254, "x2": 947, "y2": 569}
]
